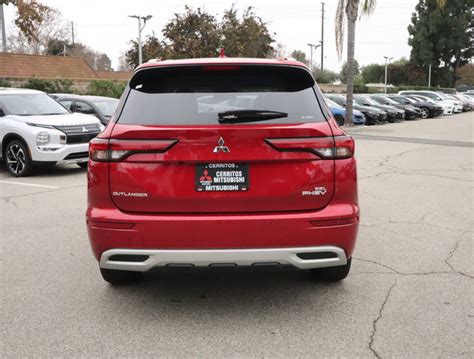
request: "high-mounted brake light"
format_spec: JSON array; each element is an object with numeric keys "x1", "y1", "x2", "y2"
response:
[
  {"x1": 265, "y1": 136, "x2": 354, "y2": 159},
  {"x1": 89, "y1": 138, "x2": 178, "y2": 162},
  {"x1": 202, "y1": 65, "x2": 241, "y2": 72}
]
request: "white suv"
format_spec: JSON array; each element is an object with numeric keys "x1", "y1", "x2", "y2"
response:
[
  {"x1": 0, "y1": 88, "x2": 103, "y2": 177},
  {"x1": 398, "y1": 90, "x2": 462, "y2": 113}
]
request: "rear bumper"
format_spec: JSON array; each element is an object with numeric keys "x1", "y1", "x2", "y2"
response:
[
  {"x1": 86, "y1": 204, "x2": 359, "y2": 265},
  {"x1": 100, "y1": 246, "x2": 347, "y2": 271}
]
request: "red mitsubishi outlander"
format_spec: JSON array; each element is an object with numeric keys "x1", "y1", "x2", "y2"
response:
[{"x1": 86, "y1": 57, "x2": 359, "y2": 284}]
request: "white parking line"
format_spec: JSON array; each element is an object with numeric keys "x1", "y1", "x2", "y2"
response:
[{"x1": 0, "y1": 180, "x2": 59, "y2": 189}]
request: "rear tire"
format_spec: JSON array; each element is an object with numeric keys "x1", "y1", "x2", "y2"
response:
[
  {"x1": 311, "y1": 258, "x2": 351, "y2": 282},
  {"x1": 100, "y1": 268, "x2": 141, "y2": 285}
]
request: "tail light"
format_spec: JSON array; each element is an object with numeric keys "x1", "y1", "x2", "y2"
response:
[
  {"x1": 89, "y1": 138, "x2": 177, "y2": 162},
  {"x1": 265, "y1": 136, "x2": 354, "y2": 159}
]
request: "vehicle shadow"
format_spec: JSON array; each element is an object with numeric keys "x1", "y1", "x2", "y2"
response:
[
  {"x1": 100, "y1": 267, "x2": 347, "y2": 317},
  {"x1": 0, "y1": 161, "x2": 87, "y2": 178}
]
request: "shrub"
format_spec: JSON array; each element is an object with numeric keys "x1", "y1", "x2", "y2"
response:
[
  {"x1": 21, "y1": 78, "x2": 73, "y2": 93},
  {"x1": 86, "y1": 80, "x2": 127, "y2": 98},
  {"x1": 0, "y1": 78, "x2": 12, "y2": 87}
]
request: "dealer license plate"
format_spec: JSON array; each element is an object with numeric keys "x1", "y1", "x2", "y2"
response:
[{"x1": 195, "y1": 163, "x2": 248, "y2": 192}]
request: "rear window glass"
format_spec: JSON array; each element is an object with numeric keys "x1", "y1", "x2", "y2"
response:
[{"x1": 118, "y1": 65, "x2": 325, "y2": 125}]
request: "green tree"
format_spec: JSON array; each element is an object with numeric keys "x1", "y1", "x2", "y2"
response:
[
  {"x1": 314, "y1": 69, "x2": 339, "y2": 84},
  {"x1": 125, "y1": 34, "x2": 166, "y2": 68},
  {"x1": 361, "y1": 63, "x2": 384, "y2": 84},
  {"x1": 162, "y1": 6, "x2": 221, "y2": 59},
  {"x1": 290, "y1": 50, "x2": 309, "y2": 65},
  {"x1": 339, "y1": 59, "x2": 360, "y2": 84},
  {"x1": 220, "y1": 6, "x2": 274, "y2": 57},
  {"x1": 8, "y1": 1, "x2": 68, "y2": 54},
  {"x1": 408, "y1": 0, "x2": 472, "y2": 86}
]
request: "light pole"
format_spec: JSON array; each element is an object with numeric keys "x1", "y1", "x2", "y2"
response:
[
  {"x1": 428, "y1": 64, "x2": 432, "y2": 88},
  {"x1": 383, "y1": 56, "x2": 393, "y2": 94},
  {"x1": 307, "y1": 43, "x2": 321, "y2": 72},
  {"x1": 129, "y1": 15, "x2": 153, "y2": 65}
]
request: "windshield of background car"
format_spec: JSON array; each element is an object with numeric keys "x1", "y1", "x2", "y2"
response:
[
  {"x1": 118, "y1": 65, "x2": 325, "y2": 125},
  {"x1": 356, "y1": 96, "x2": 379, "y2": 106},
  {"x1": 327, "y1": 96, "x2": 346, "y2": 107},
  {"x1": 325, "y1": 98, "x2": 342, "y2": 108},
  {"x1": 0, "y1": 94, "x2": 70, "y2": 116},
  {"x1": 93, "y1": 99, "x2": 119, "y2": 117}
]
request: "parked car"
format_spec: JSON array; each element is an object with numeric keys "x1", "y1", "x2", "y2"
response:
[
  {"x1": 388, "y1": 95, "x2": 444, "y2": 119},
  {"x1": 325, "y1": 94, "x2": 386, "y2": 125},
  {"x1": 407, "y1": 95, "x2": 454, "y2": 115},
  {"x1": 51, "y1": 94, "x2": 119, "y2": 125},
  {"x1": 398, "y1": 90, "x2": 462, "y2": 113},
  {"x1": 87, "y1": 57, "x2": 359, "y2": 284},
  {"x1": 324, "y1": 97, "x2": 366, "y2": 126},
  {"x1": 0, "y1": 88, "x2": 102, "y2": 176},
  {"x1": 446, "y1": 93, "x2": 473, "y2": 111},
  {"x1": 369, "y1": 94, "x2": 421, "y2": 120},
  {"x1": 354, "y1": 95, "x2": 405, "y2": 122}
]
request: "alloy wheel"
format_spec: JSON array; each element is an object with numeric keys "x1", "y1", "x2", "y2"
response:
[
  {"x1": 6, "y1": 144, "x2": 27, "y2": 175},
  {"x1": 420, "y1": 108, "x2": 429, "y2": 119}
]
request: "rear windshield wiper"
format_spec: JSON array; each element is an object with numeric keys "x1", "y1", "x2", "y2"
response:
[{"x1": 218, "y1": 110, "x2": 288, "y2": 124}]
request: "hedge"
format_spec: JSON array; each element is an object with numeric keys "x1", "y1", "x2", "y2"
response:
[
  {"x1": 21, "y1": 78, "x2": 73, "y2": 93},
  {"x1": 85, "y1": 80, "x2": 127, "y2": 98}
]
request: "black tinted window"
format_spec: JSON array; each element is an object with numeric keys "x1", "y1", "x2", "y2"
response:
[{"x1": 118, "y1": 65, "x2": 325, "y2": 125}]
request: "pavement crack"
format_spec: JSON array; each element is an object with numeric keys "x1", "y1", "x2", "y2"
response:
[
  {"x1": 369, "y1": 281, "x2": 397, "y2": 359},
  {"x1": 0, "y1": 197, "x2": 18, "y2": 208},
  {"x1": 444, "y1": 240, "x2": 474, "y2": 279},
  {"x1": 0, "y1": 184, "x2": 86, "y2": 199},
  {"x1": 354, "y1": 258, "x2": 458, "y2": 277}
]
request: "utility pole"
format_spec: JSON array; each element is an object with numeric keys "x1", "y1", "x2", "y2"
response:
[
  {"x1": 1, "y1": 4, "x2": 7, "y2": 52},
  {"x1": 428, "y1": 64, "x2": 432, "y2": 88},
  {"x1": 307, "y1": 43, "x2": 321, "y2": 73},
  {"x1": 71, "y1": 22, "x2": 75, "y2": 45},
  {"x1": 128, "y1": 15, "x2": 152, "y2": 66},
  {"x1": 320, "y1": 2, "x2": 325, "y2": 72},
  {"x1": 383, "y1": 56, "x2": 393, "y2": 94}
]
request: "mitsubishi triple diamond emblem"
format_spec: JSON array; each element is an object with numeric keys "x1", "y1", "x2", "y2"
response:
[{"x1": 213, "y1": 137, "x2": 230, "y2": 153}]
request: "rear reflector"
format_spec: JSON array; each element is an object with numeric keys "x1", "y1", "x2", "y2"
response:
[
  {"x1": 265, "y1": 135, "x2": 354, "y2": 159},
  {"x1": 310, "y1": 216, "x2": 359, "y2": 227},
  {"x1": 89, "y1": 138, "x2": 177, "y2": 162}
]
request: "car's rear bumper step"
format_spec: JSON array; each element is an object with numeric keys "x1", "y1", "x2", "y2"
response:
[{"x1": 100, "y1": 246, "x2": 347, "y2": 272}]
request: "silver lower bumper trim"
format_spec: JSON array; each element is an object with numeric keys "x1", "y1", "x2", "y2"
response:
[{"x1": 99, "y1": 246, "x2": 347, "y2": 272}]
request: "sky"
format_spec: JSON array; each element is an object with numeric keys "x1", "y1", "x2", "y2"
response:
[{"x1": 3, "y1": 0, "x2": 419, "y2": 71}]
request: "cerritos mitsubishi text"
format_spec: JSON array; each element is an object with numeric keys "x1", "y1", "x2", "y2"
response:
[
  {"x1": 86, "y1": 57, "x2": 359, "y2": 285},
  {"x1": 196, "y1": 163, "x2": 249, "y2": 191}
]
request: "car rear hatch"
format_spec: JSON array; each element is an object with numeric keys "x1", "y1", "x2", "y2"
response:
[{"x1": 105, "y1": 64, "x2": 339, "y2": 214}]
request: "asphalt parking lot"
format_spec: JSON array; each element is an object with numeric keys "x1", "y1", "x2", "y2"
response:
[{"x1": 1, "y1": 113, "x2": 473, "y2": 358}]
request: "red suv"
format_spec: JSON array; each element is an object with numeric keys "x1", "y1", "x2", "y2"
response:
[{"x1": 86, "y1": 57, "x2": 359, "y2": 284}]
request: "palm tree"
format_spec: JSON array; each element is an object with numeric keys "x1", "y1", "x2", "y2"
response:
[{"x1": 335, "y1": 0, "x2": 446, "y2": 126}]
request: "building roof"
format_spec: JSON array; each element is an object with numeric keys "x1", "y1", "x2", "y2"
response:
[
  {"x1": 0, "y1": 53, "x2": 131, "y2": 81},
  {"x1": 95, "y1": 71, "x2": 131, "y2": 81},
  {"x1": 0, "y1": 52, "x2": 98, "y2": 79}
]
